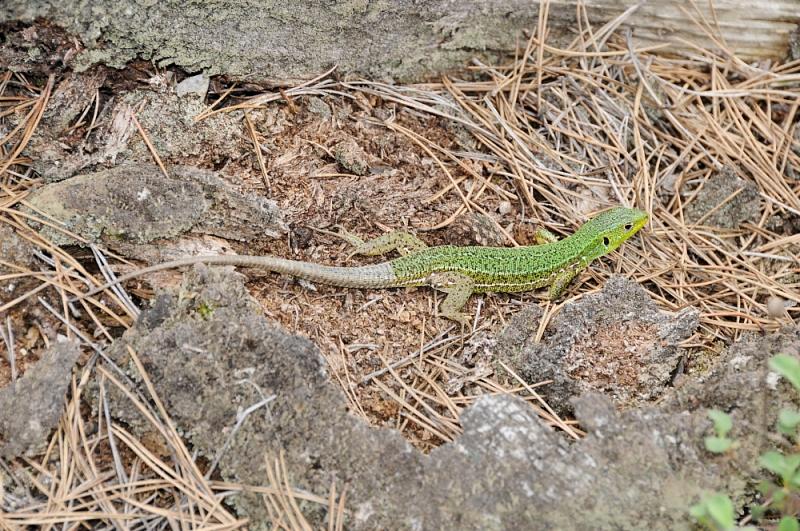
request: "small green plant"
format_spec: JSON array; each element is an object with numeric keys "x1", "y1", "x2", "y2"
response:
[
  {"x1": 705, "y1": 410, "x2": 734, "y2": 454},
  {"x1": 771, "y1": 355, "x2": 800, "y2": 440},
  {"x1": 778, "y1": 516, "x2": 800, "y2": 531},
  {"x1": 690, "y1": 493, "x2": 737, "y2": 530},
  {"x1": 691, "y1": 353, "x2": 800, "y2": 530},
  {"x1": 779, "y1": 409, "x2": 800, "y2": 437},
  {"x1": 196, "y1": 301, "x2": 215, "y2": 319},
  {"x1": 771, "y1": 354, "x2": 800, "y2": 391}
]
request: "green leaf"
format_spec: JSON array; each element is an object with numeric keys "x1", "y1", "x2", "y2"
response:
[
  {"x1": 705, "y1": 436, "x2": 733, "y2": 453},
  {"x1": 779, "y1": 409, "x2": 800, "y2": 435},
  {"x1": 761, "y1": 451, "x2": 788, "y2": 476},
  {"x1": 770, "y1": 354, "x2": 800, "y2": 391},
  {"x1": 705, "y1": 493, "x2": 735, "y2": 530},
  {"x1": 774, "y1": 488, "x2": 788, "y2": 505},
  {"x1": 689, "y1": 503, "x2": 707, "y2": 520},
  {"x1": 708, "y1": 409, "x2": 733, "y2": 436},
  {"x1": 778, "y1": 516, "x2": 800, "y2": 531},
  {"x1": 785, "y1": 454, "x2": 800, "y2": 478},
  {"x1": 749, "y1": 503, "x2": 766, "y2": 521},
  {"x1": 756, "y1": 479, "x2": 778, "y2": 496}
]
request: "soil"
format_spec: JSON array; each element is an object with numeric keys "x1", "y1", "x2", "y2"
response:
[{"x1": 2, "y1": 16, "x2": 799, "y2": 530}]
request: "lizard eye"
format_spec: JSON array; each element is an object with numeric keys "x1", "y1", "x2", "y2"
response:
[
  {"x1": 624, "y1": 223, "x2": 632, "y2": 231},
  {"x1": 603, "y1": 236, "x2": 610, "y2": 246}
]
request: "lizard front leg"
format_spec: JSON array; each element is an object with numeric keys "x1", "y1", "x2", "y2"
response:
[
  {"x1": 428, "y1": 272, "x2": 475, "y2": 326},
  {"x1": 548, "y1": 266, "x2": 581, "y2": 300}
]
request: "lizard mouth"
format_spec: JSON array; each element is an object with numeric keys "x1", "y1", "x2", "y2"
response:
[{"x1": 629, "y1": 210, "x2": 649, "y2": 234}]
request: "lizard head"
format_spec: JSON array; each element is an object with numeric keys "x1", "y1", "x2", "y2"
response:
[{"x1": 577, "y1": 206, "x2": 649, "y2": 261}]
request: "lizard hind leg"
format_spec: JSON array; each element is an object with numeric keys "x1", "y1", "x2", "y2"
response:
[
  {"x1": 534, "y1": 227, "x2": 560, "y2": 245},
  {"x1": 428, "y1": 272, "x2": 475, "y2": 326},
  {"x1": 331, "y1": 227, "x2": 429, "y2": 259}
]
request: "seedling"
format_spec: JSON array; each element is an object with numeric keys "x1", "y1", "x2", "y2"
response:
[
  {"x1": 692, "y1": 354, "x2": 800, "y2": 529},
  {"x1": 705, "y1": 410, "x2": 734, "y2": 454}
]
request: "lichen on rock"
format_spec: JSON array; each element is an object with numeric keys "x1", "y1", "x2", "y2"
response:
[{"x1": 494, "y1": 276, "x2": 700, "y2": 411}]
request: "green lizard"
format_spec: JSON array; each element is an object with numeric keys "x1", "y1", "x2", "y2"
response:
[{"x1": 80, "y1": 206, "x2": 648, "y2": 324}]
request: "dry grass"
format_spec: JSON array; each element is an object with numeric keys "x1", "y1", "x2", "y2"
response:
[
  {"x1": 338, "y1": 44, "x2": 800, "y2": 339},
  {"x1": 2, "y1": 5, "x2": 800, "y2": 528},
  {"x1": 0, "y1": 344, "x2": 342, "y2": 529},
  {"x1": 0, "y1": 70, "x2": 347, "y2": 531}
]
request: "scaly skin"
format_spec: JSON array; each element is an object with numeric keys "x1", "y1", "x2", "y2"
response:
[{"x1": 80, "y1": 207, "x2": 648, "y2": 325}]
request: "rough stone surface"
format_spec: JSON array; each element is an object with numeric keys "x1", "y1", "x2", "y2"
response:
[
  {"x1": 21, "y1": 71, "x2": 108, "y2": 183},
  {"x1": 495, "y1": 276, "x2": 700, "y2": 412},
  {"x1": 25, "y1": 163, "x2": 286, "y2": 253},
  {"x1": 3, "y1": 2, "x2": 798, "y2": 82},
  {"x1": 0, "y1": 340, "x2": 80, "y2": 457},
  {"x1": 306, "y1": 96, "x2": 332, "y2": 119},
  {"x1": 120, "y1": 90, "x2": 242, "y2": 164},
  {"x1": 175, "y1": 73, "x2": 210, "y2": 98},
  {"x1": 103, "y1": 266, "x2": 425, "y2": 529},
  {"x1": 423, "y1": 392, "x2": 712, "y2": 530},
  {"x1": 425, "y1": 327, "x2": 800, "y2": 529},
  {"x1": 97, "y1": 262, "x2": 800, "y2": 529},
  {"x1": 684, "y1": 166, "x2": 762, "y2": 228},
  {"x1": 1, "y1": 1, "x2": 542, "y2": 82},
  {"x1": 40, "y1": 70, "x2": 107, "y2": 133},
  {"x1": 332, "y1": 137, "x2": 370, "y2": 176},
  {"x1": 0, "y1": 225, "x2": 36, "y2": 272},
  {"x1": 450, "y1": 212, "x2": 507, "y2": 246},
  {"x1": 20, "y1": 82, "x2": 245, "y2": 183},
  {"x1": 0, "y1": 225, "x2": 39, "y2": 307}
]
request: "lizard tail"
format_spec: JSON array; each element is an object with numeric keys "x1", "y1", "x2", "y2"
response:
[
  {"x1": 218, "y1": 255, "x2": 398, "y2": 288},
  {"x1": 80, "y1": 254, "x2": 399, "y2": 299}
]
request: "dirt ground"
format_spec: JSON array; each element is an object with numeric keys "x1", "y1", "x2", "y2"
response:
[{"x1": 1, "y1": 15, "x2": 800, "y2": 530}]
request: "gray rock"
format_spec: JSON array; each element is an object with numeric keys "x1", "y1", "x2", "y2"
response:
[
  {"x1": 0, "y1": 225, "x2": 36, "y2": 272},
  {"x1": 21, "y1": 71, "x2": 108, "y2": 183},
  {"x1": 422, "y1": 393, "x2": 705, "y2": 530},
  {"x1": 120, "y1": 90, "x2": 242, "y2": 163},
  {"x1": 0, "y1": 340, "x2": 80, "y2": 457},
  {"x1": 95, "y1": 259, "x2": 800, "y2": 529},
  {"x1": 25, "y1": 163, "x2": 286, "y2": 252},
  {"x1": 0, "y1": 225, "x2": 39, "y2": 305},
  {"x1": 175, "y1": 73, "x2": 209, "y2": 98},
  {"x1": 306, "y1": 96, "x2": 332, "y2": 119},
  {"x1": 0, "y1": 1, "x2": 541, "y2": 82},
  {"x1": 451, "y1": 212, "x2": 506, "y2": 246},
  {"x1": 102, "y1": 265, "x2": 424, "y2": 529},
  {"x1": 424, "y1": 326, "x2": 800, "y2": 529},
  {"x1": 684, "y1": 166, "x2": 761, "y2": 228},
  {"x1": 333, "y1": 138, "x2": 370, "y2": 176},
  {"x1": 495, "y1": 276, "x2": 699, "y2": 412}
]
